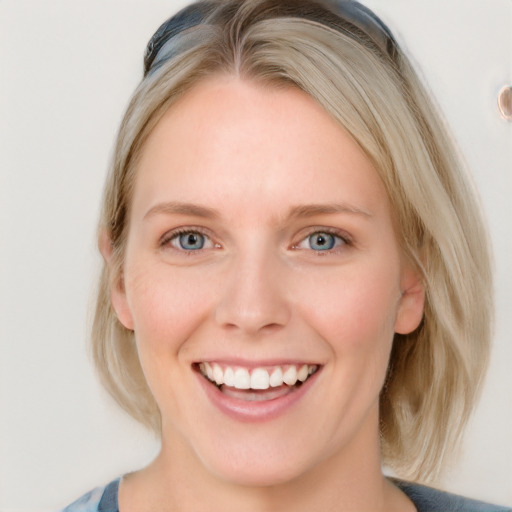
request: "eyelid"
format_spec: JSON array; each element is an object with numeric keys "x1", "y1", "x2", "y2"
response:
[{"x1": 159, "y1": 226, "x2": 220, "y2": 251}]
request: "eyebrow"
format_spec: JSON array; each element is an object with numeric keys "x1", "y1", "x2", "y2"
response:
[
  {"x1": 144, "y1": 201, "x2": 220, "y2": 220},
  {"x1": 286, "y1": 203, "x2": 372, "y2": 219},
  {"x1": 143, "y1": 201, "x2": 372, "y2": 221}
]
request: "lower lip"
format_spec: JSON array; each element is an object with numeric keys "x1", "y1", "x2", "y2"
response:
[{"x1": 196, "y1": 370, "x2": 320, "y2": 422}]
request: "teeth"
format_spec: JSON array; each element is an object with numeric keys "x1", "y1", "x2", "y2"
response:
[
  {"x1": 297, "y1": 364, "x2": 309, "y2": 382},
  {"x1": 251, "y1": 368, "x2": 270, "y2": 390},
  {"x1": 224, "y1": 366, "x2": 235, "y2": 387},
  {"x1": 212, "y1": 364, "x2": 224, "y2": 386},
  {"x1": 283, "y1": 366, "x2": 297, "y2": 385},
  {"x1": 204, "y1": 362, "x2": 214, "y2": 381},
  {"x1": 198, "y1": 363, "x2": 318, "y2": 390},
  {"x1": 234, "y1": 368, "x2": 251, "y2": 389},
  {"x1": 269, "y1": 367, "x2": 283, "y2": 388}
]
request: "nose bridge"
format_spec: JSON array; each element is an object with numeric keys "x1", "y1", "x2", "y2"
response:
[{"x1": 214, "y1": 242, "x2": 291, "y2": 334}]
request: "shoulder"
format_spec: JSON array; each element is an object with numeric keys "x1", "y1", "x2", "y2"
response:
[
  {"x1": 394, "y1": 480, "x2": 512, "y2": 512},
  {"x1": 60, "y1": 479, "x2": 120, "y2": 512}
]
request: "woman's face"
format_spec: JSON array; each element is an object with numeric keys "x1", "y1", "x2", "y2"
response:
[{"x1": 109, "y1": 76, "x2": 424, "y2": 486}]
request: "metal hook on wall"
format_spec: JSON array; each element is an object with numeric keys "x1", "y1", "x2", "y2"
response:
[{"x1": 498, "y1": 85, "x2": 512, "y2": 121}]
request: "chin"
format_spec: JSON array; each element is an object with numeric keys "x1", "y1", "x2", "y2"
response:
[
  {"x1": 196, "y1": 436, "x2": 321, "y2": 488},
  {"x1": 209, "y1": 458, "x2": 308, "y2": 488}
]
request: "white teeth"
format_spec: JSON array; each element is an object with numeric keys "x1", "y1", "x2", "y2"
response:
[
  {"x1": 282, "y1": 366, "x2": 298, "y2": 385},
  {"x1": 233, "y1": 368, "x2": 251, "y2": 389},
  {"x1": 204, "y1": 362, "x2": 214, "y2": 381},
  {"x1": 199, "y1": 363, "x2": 318, "y2": 390},
  {"x1": 269, "y1": 367, "x2": 284, "y2": 387},
  {"x1": 212, "y1": 363, "x2": 224, "y2": 385},
  {"x1": 223, "y1": 366, "x2": 235, "y2": 387},
  {"x1": 297, "y1": 364, "x2": 309, "y2": 382},
  {"x1": 251, "y1": 368, "x2": 270, "y2": 390}
]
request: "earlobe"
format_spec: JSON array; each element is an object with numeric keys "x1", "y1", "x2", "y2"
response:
[
  {"x1": 394, "y1": 267, "x2": 425, "y2": 335},
  {"x1": 99, "y1": 229, "x2": 135, "y2": 331}
]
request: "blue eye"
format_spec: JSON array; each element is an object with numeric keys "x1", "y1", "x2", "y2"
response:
[
  {"x1": 294, "y1": 230, "x2": 347, "y2": 252},
  {"x1": 170, "y1": 231, "x2": 208, "y2": 250},
  {"x1": 308, "y1": 232, "x2": 336, "y2": 250}
]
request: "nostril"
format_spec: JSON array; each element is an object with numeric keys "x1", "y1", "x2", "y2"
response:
[{"x1": 260, "y1": 322, "x2": 285, "y2": 334}]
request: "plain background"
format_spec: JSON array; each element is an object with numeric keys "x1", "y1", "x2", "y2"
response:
[{"x1": 1, "y1": 1, "x2": 511, "y2": 510}]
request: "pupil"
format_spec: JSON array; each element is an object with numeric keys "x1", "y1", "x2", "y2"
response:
[
  {"x1": 179, "y1": 232, "x2": 204, "y2": 250},
  {"x1": 310, "y1": 232, "x2": 334, "y2": 250}
]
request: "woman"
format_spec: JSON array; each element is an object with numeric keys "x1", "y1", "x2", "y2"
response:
[{"x1": 62, "y1": 0, "x2": 510, "y2": 510}]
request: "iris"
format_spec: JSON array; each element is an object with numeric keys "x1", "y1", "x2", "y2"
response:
[
  {"x1": 178, "y1": 232, "x2": 205, "y2": 250},
  {"x1": 309, "y1": 232, "x2": 336, "y2": 251}
]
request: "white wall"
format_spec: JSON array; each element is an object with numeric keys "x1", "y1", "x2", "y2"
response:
[{"x1": 1, "y1": 1, "x2": 510, "y2": 510}]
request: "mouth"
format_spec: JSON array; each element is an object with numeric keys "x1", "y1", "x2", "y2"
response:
[{"x1": 195, "y1": 362, "x2": 319, "y2": 402}]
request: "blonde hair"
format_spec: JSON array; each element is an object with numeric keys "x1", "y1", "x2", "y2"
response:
[{"x1": 92, "y1": 0, "x2": 493, "y2": 482}]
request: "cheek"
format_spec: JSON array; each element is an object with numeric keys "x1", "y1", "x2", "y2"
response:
[
  {"x1": 124, "y1": 264, "x2": 217, "y2": 352},
  {"x1": 292, "y1": 264, "x2": 401, "y2": 436},
  {"x1": 296, "y1": 265, "x2": 400, "y2": 356},
  {"x1": 123, "y1": 264, "x2": 221, "y2": 415}
]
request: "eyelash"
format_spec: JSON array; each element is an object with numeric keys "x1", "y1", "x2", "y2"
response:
[
  {"x1": 292, "y1": 228, "x2": 352, "y2": 255},
  {"x1": 159, "y1": 227, "x2": 217, "y2": 253},
  {"x1": 159, "y1": 227, "x2": 352, "y2": 255}
]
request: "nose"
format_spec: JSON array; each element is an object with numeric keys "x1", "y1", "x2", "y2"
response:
[{"x1": 214, "y1": 249, "x2": 291, "y2": 335}]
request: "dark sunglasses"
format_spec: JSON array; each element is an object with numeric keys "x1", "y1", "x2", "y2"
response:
[{"x1": 143, "y1": 0, "x2": 397, "y2": 77}]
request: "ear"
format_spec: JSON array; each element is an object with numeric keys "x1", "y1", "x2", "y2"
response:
[
  {"x1": 394, "y1": 262, "x2": 425, "y2": 335},
  {"x1": 99, "y1": 229, "x2": 134, "y2": 331}
]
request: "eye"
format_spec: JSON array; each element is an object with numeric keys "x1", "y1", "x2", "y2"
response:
[
  {"x1": 175, "y1": 232, "x2": 206, "y2": 250},
  {"x1": 294, "y1": 230, "x2": 348, "y2": 252},
  {"x1": 163, "y1": 230, "x2": 216, "y2": 251},
  {"x1": 308, "y1": 232, "x2": 336, "y2": 251}
]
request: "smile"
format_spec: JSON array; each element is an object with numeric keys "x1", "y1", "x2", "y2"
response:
[
  {"x1": 195, "y1": 361, "x2": 322, "y2": 420},
  {"x1": 198, "y1": 362, "x2": 319, "y2": 390}
]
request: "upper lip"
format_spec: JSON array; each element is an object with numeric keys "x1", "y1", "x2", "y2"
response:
[{"x1": 193, "y1": 358, "x2": 322, "y2": 369}]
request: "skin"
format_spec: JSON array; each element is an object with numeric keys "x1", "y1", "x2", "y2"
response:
[{"x1": 102, "y1": 76, "x2": 424, "y2": 512}]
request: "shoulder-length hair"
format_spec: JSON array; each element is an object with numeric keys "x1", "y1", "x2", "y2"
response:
[{"x1": 92, "y1": 0, "x2": 493, "y2": 482}]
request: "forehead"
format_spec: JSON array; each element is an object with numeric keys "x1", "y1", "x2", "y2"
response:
[{"x1": 132, "y1": 76, "x2": 389, "y2": 220}]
